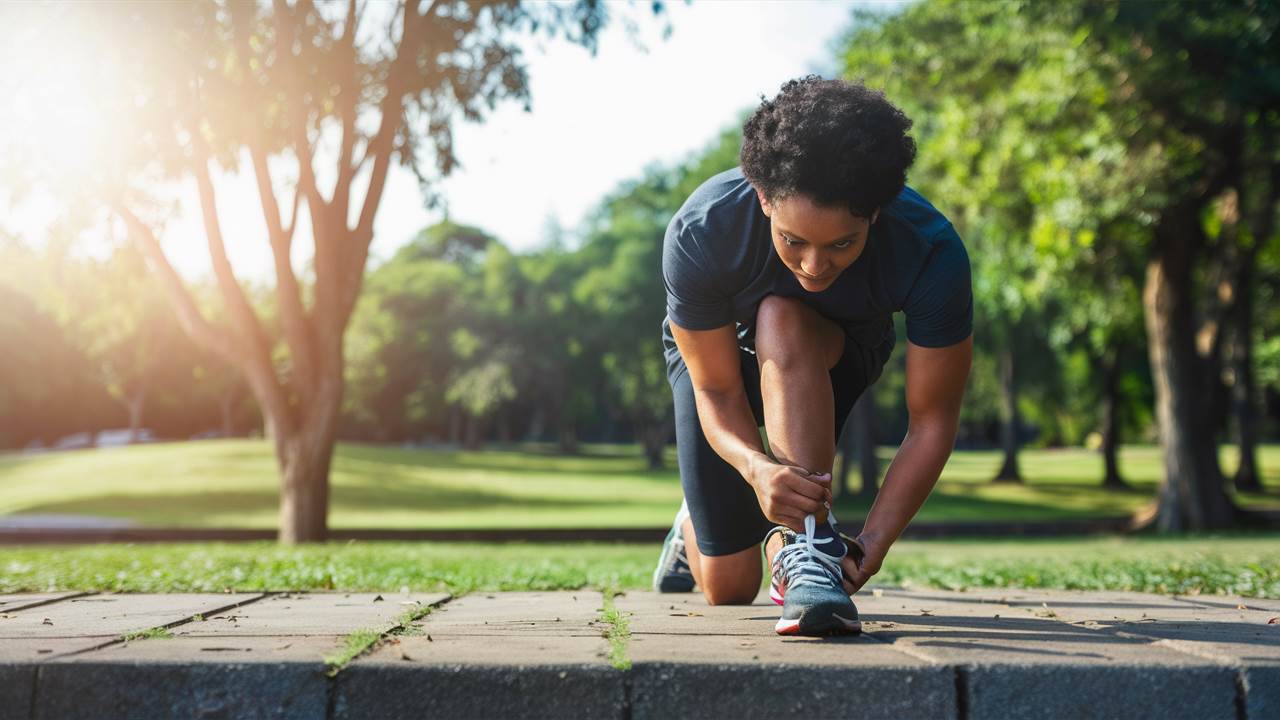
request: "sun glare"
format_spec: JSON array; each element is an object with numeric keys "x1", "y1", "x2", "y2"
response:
[{"x1": 1, "y1": 7, "x2": 132, "y2": 192}]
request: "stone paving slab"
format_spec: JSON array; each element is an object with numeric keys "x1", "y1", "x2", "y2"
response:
[
  {"x1": 0, "y1": 591, "x2": 85, "y2": 613},
  {"x1": 406, "y1": 590, "x2": 605, "y2": 636},
  {"x1": 168, "y1": 591, "x2": 451, "y2": 637},
  {"x1": 0, "y1": 592, "x2": 266, "y2": 661},
  {"x1": 334, "y1": 591, "x2": 621, "y2": 719},
  {"x1": 940, "y1": 587, "x2": 1280, "y2": 718},
  {"x1": 1, "y1": 593, "x2": 269, "y2": 720},
  {"x1": 27, "y1": 592, "x2": 450, "y2": 720},
  {"x1": 856, "y1": 589, "x2": 1241, "y2": 720},
  {"x1": 619, "y1": 592, "x2": 955, "y2": 720}
]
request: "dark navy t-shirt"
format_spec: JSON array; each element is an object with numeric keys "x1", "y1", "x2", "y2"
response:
[{"x1": 660, "y1": 167, "x2": 972, "y2": 384}]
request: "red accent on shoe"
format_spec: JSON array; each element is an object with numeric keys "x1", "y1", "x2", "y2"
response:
[{"x1": 769, "y1": 581, "x2": 785, "y2": 606}]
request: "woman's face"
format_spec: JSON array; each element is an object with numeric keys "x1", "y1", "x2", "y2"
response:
[{"x1": 759, "y1": 191, "x2": 878, "y2": 293}]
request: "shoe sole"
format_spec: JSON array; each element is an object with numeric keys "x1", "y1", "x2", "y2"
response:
[
  {"x1": 658, "y1": 575, "x2": 696, "y2": 593},
  {"x1": 652, "y1": 541, "x2": 695, "y2": 593},
  {"x1": 652, "y1": 511, "x2": 695, "y2": 593},
  {"x1": 774, "y1": 612, "x2": 862, "y2": 636}
]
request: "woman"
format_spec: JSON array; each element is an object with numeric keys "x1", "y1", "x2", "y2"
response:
[{"x1": 652, "y1": 76, "x2": 973, "y2": 637}]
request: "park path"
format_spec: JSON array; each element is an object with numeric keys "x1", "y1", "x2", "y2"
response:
[{"x1": 1, "y1": 587, "x2": 1277, "y2": 719}]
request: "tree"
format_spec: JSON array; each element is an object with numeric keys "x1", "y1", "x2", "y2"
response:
[
  {"x1": 0, "y1": 1, "x2": 660, "y2": 542},
  {"x1": 1075, "y1": 0, "x2": 1279, "y2": 529},
  {"x1": 842, "y1": 1, "x2": 1077, "y2": 483},
  {"x1": 842, "y1": 0, "x2": 1278, "y2": 526}
]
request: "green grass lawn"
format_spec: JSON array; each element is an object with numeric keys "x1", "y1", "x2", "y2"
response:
[
  {"x1": 4, "y1": 535, "x2": 1278, "y2": 599},
  {"x1": 0, "y1": 440, "x2": 1277, "y2": 529}
]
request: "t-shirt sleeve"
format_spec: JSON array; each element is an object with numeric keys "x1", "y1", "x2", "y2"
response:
[
  {"x1": 903, "y1": 227, "x2": 974, "y2": 347},
  {"x1": 662, "y1": 218, "x2": 734, "y2": 330}
]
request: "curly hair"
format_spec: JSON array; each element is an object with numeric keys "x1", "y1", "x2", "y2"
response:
[{"x1": 740, "y1": 76, "x2": 917, "y2": 217}]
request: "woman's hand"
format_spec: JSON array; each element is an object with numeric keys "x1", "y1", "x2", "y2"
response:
[
  {"x1": 841, "y1": 533, "x2": 886, "y2": 595},
  {"x1": 746, "y1": 455, "x2": 832, "y2": 533}
]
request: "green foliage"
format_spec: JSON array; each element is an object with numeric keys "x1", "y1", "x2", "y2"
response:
[{"x1": 0, "y1": 235, "x2": 250, "y2": 446}]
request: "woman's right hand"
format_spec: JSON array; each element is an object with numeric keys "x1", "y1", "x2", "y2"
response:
[{"x1": 747, "y1": 454, "x2": 833, "y2": 532}]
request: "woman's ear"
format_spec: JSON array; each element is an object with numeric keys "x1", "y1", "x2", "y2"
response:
[{"x1": 756, "y1": 189, "x2": 772, "y2": 218}]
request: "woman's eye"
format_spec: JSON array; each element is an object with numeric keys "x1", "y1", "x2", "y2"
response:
[
  {"x1": 782, "y1": 234, "x2": 797, "y2": 246},
  {"x1": 834, "y1": 240, "x2": 852, "y2": 249}
]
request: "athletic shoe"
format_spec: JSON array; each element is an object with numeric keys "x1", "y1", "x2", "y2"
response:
[
  {"x1": 770, "y1": 514, "x2": 861, "y2": 636},
  {"x1": 766, "y1": 508, "x2": 855, "y2": 606},
  {"x1": 764, "y1": 525, "x2": 790, "y2": 606},
  {"x1": 652, "y1": 499, "x2": 695, "y2": 593}
]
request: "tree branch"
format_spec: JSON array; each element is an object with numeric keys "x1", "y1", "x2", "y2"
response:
[
  {"x1": 330, "y1": 0, "x2": 361, "y2": 236},
  {"x1": 271, "y1": 0, "x2": 330, "y2": 228},
  {"x1": 336, "y1": 0, "x2": 437, "y2": 328},
  {"x1": 112, "y1": 204, "x2": 239, "y2": 366},
  {"x1": 190, "y1": 146, "x2": 297, "y2": 433},
  {"x1": 250, "y1": 144, "x2": 319, "y2": 391}
]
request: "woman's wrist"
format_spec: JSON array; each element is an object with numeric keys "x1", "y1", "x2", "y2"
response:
[
  {"x1": 854, "y1": 530, "x2": 889, "y2": 573},
  {"x1": 740, "y1": 450, "x2": 771, "y2": 487}
]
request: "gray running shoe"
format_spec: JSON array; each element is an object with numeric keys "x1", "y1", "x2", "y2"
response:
[
  {"x1": 770, "y1": 514, "x2": 861, "y2": 636},
  {"x1": 652, "y1": 500, "x2": 695, "y2": 593}
]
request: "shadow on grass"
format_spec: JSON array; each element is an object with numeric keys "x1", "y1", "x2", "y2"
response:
[
  {"x1": 11, "y1": 481, "x2": 618, "y2": 524},
  {"x1": 833, "y1": 487, "x2": 1140, "y2": 522},
  {"x1": 334, "y1": 443, "x2": 679, "y2": 483}
]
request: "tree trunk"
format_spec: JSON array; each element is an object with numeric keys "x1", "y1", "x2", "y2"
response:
[
  {"x1": 448, "y1": 407, "x2": 462, "y2": 446},
  {"x1": 1100, "y1": 345, "x2": 1127, "y2": 489},
  {"x1": 1231, "y1": 260, "x2": 1263, "y2": 492},
  {"x1": 1143, "y1": 217, "x2": 1238, "y2": 531},
  {"x1": 496, "y1": 413, "x2": 512, "y2": 445},
  {"x1": 219, "y1": 391, "x2": 236, "y2": 438},
  {"x1": 463, "y1": 414, "x2": 481, "y2": 450},
  {"x1": 558, "y1": 420, "x2": 578, "y2": 455},
  {"x1": 993, "y1": 347, "x2": 1023, "y2": 482},
  {"x1": 526, "y1": 405, "x2": 545, "y2": 442},
  {"x1": 854, "y1": 391, "x2": 879, "y2": 499},
  {"x1": 275, "y1": 430, "x2": 333, "y2": 544},
  {"x1": 273, "y1": 363, "x2": 343, "y2": 544},
  {"x1": 127, "y1": 390, "x2": 146, "y2": 443},
  {"x1": 640, "y1": 419, "x2": 669, "y2": 471},
  {"x1": 836, "y1": 421, "x2": 856, "y2": 497}
]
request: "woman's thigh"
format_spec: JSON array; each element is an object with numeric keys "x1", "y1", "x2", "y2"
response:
[{"x1": 669, "y1": 354, "x2": 773, "y2": 558}]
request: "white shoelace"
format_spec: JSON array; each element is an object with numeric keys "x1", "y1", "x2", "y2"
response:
[{"x1": 774, "y1": 511, "x2": 844, "y2": 591}]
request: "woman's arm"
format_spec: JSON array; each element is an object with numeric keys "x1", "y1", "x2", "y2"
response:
[{"x1": 845, "y1": 334, "x2": 973, "y2": 591}]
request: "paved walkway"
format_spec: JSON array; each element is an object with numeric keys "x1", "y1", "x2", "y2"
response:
[{"x1": 1, "y1": 588, "x2": 1276, "y2": 719}]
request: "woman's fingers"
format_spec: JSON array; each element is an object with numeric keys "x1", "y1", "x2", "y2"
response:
[
  {"x1": 783, "y1": 469, "x2": 832, "y2": 503},
  {"x1": 779, "y1": 489, "x2": 827, "y2": 516}
]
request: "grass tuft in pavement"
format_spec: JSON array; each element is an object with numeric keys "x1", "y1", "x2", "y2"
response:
[
  {"x1": 598, "y1": 587, "x2": 631, "y2": 671},
  {"x1": 121, "y1": 626, "x2": 171, "y2": 642},
  {"x1": 323, "y1": 628, "x2": 383, "y2": 675},
  {"x1": 323, "y1": 601, "x2": 440, "y2": 675}
]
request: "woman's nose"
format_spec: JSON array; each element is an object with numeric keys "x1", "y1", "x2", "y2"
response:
[{"x1": 801, "y1": 252, "x2": 827, "y2": 277}]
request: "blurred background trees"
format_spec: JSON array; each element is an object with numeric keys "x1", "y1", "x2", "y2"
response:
[{"x1": 2, "y1": 0, "x2": 1277, "y2": 536}]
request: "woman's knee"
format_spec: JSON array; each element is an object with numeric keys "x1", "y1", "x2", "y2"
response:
[
  {"x1": 696, "y1": 548, "x2": 762, "y2": 605},
  {"x1": 702, "y1": 580, "x2": 760, "y2": 606},
  {"x1": 755, "y1": 295, "x2": 842, "y2": 370}
]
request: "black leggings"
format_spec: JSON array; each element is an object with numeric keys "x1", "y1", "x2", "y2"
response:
[{"x1": 668, "y1": 333, "x2": 892, "y2": 557}]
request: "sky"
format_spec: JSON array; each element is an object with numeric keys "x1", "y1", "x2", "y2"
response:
[{"x1": 8, "y1": 0, "x2": 897, "y2": 282}]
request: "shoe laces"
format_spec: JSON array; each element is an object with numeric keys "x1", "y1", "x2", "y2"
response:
[
  {"x1": 671, "y1": 538, "x2": 691, "y2": 573},
  {"x1": 773, "y1": 512, "x2": 843, "y2": 591}
]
